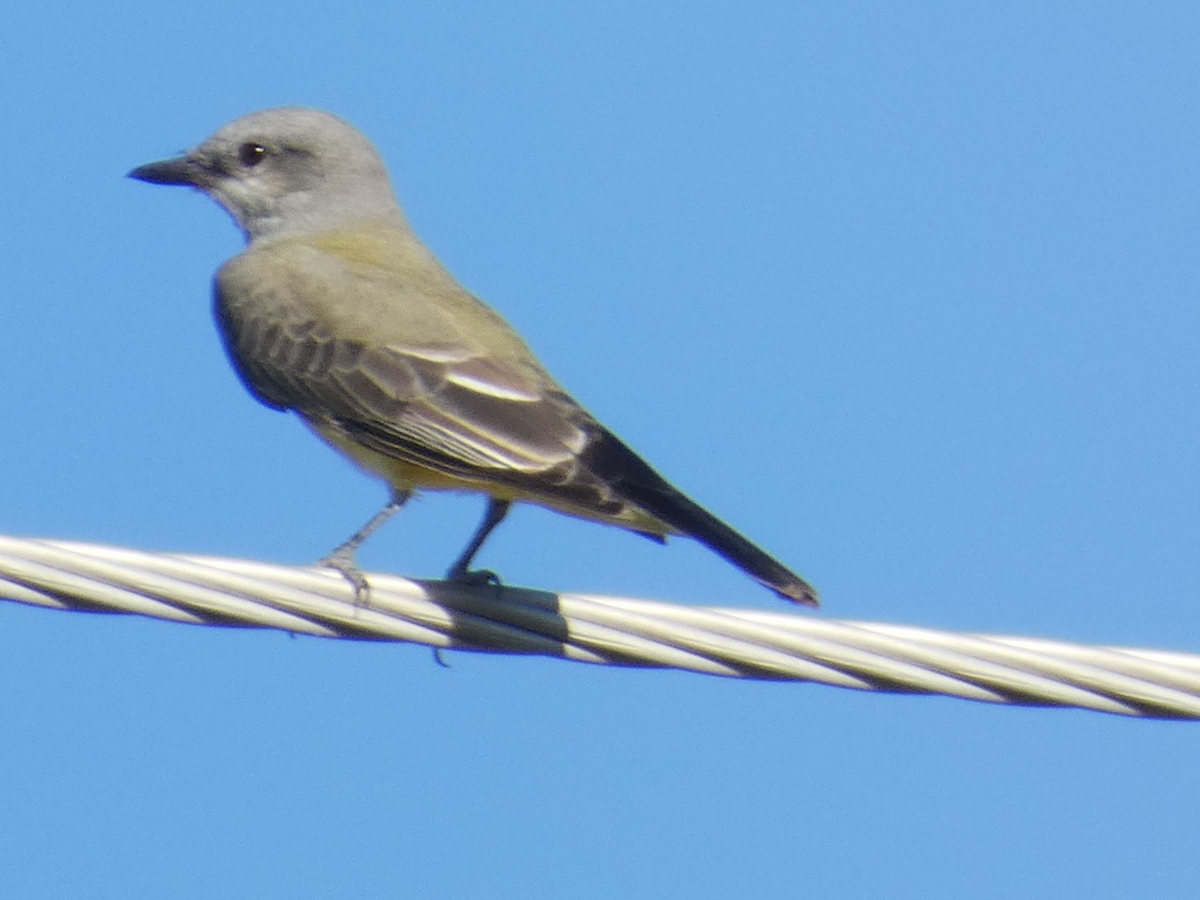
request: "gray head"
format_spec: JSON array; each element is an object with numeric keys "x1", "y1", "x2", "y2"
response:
[{"x1": 129, "y1": 107, "x2": 406, "y2": 242}]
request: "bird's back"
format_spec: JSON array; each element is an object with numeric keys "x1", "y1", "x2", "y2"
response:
[{"x1": 214, "y1": 222, "x2": 680, "y2": 534}]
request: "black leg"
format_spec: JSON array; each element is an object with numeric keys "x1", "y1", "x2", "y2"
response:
[
  {"x1": 321, "y1": 488, "x2": 413, "y2": 603},
  {"x1": 446, "y1": 496, "x2": 511, "y2": 583}
]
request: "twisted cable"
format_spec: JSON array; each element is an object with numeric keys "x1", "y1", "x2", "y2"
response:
[{"x1": 1, "y1": 535, "x2": 1197, "y2": 719}]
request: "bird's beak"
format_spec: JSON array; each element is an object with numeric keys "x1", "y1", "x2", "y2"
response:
[{"x1": 127, "y1": 155, "x2": 203, "y2": 187}]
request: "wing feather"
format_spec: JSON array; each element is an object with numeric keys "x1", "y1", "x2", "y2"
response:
[
  {"x1": 217, "y1": 295, "x2": 591, "y2": 475},
  {"x1": 212, "y1": 243, "x2": 669, "y2": 529}
]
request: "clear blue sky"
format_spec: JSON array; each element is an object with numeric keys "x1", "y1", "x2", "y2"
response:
[{"x1": 4, "y1": 3, "x2": 1200, "y2": 897}]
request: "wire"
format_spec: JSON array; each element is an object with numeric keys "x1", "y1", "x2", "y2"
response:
[{"x1": 1, "y1": 534, "x2": 1197, "y2": 719}]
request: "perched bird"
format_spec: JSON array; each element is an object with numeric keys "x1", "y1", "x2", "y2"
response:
[{"x1": 129, "y1": 107, "x2": 817, "y2": 605}]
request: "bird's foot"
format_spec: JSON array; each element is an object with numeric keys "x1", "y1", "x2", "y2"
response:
[
  {"x1": 320, "y1": 547, "x2": 371, "y2": 606},
  {"x1": 446, "y1": 566, "x2": 502, "y2": 588}
]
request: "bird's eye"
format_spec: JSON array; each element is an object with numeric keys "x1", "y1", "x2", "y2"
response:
[{"x1": 238, "y1": 142, "x2": 268, "y2": 167}]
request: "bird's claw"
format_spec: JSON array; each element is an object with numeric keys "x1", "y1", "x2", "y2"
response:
[
  {"x1": 446, "y1": 567, "x2": 502, "y2": 588},
  {"x1": 320, "y1": 549, "x2": 371, "y2": 605}
]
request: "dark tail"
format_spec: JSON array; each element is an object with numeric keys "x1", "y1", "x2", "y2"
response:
[{"x1": 582, "y1": 430, "x2": 819, "y2": 606}]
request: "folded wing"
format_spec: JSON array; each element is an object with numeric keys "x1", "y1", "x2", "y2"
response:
[{"x1": 214, "y1": 295, "x2": 666, "y2": 527}]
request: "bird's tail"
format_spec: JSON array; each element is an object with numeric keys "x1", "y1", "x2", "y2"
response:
[{"x1": 583, "y1": 431, "x2": 819, "y2": 606}]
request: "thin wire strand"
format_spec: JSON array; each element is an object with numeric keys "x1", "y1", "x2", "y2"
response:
[{"x1": 1, "y1": 534, "x2": 1197, "y2": 719}]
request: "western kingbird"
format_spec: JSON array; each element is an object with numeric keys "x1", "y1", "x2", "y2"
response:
[{"x1": 129, "y1": 107, "x2": 817, "y2": 606}]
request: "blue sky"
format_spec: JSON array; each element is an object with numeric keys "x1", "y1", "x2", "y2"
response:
[{"x1": 4, "y1": 3, "x2": 1200, "y2": 897}]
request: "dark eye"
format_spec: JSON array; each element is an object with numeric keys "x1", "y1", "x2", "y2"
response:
[{"x1": 238, "y1": 142, "x2": 268, "y2": 167}]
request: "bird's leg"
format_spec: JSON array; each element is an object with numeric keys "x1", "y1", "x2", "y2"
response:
[
  {"x1": 446, "y1": 497, "x2": 511, "y2": 585},
  {"x1": 320, "y1": 488, "x2": 413, "y2": 604}
]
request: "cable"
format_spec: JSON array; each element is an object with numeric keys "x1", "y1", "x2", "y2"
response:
[{"x1": 1, "y1": 535, "x2": 1197, "y2": 719}]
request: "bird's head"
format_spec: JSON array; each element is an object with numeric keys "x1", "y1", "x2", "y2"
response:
[{"x1": 129, "y1": 107, "x2": 405, "y2": 242}]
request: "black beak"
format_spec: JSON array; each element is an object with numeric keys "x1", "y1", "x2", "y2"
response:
[{"x1": 127, "y1": 155, "x2": 201, "y2": 187}]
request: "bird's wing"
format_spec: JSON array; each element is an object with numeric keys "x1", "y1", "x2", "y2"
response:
[{"x1": 214, "y1": 288, "x2": 659, "y2": 523}]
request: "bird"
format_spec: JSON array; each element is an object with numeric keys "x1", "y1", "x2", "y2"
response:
[{"x1": 128, "y1": 107, "x2": 817, "y2": 606}]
